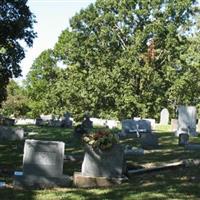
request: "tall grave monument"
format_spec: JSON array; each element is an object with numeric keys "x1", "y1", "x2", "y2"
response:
[{"x1": 176, "y1": 106, "x2": 197, "y2": 136}]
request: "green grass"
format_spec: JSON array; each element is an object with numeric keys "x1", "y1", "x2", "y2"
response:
[{"x1": 0, "y1": 125, "x2": 200, "y2": 200}]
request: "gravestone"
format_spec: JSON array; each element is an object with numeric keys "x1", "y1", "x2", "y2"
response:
[
  {"x1": 14, "y1": 139, "x2": 71, "y2": 188},
  {"x1": 140, "y1": 133, "x2": 158, "y2": 149},
  {"x1": 178, "y1": 133, "x2": 189, "y2": 146},
  {"x1": 171, "y1": 119, "x2": 178, "y2": 132},
  {"x1": 143, "y1": 118, "x2": 156, "y2": 129},
  {"x1": 82, "y1": 114, "x2": 93, "y2": 129},
  {"x1": 137, "y1": 120, "x2": 152, "y2": 133},
  {"x1": 177, "y1": 106, "x2": 197, "y2": 136},
  {"x1": 81, "y1": 144, "x2": 124, "y2": 178},
  {"x1": 0, "y1": 126, "x2": 24, "y2": 141},
  {"x1": 121, "y1": 119, "x2": 137, "y2": 136},
  {"x1": 49, "y1": 120, "x2": 62, "y2": 127},
  {"x1": 35, "y1": 118, "x2": 43, "y2": 126},
  {"x1": 121, "y1": 119, "x2": 151, "y2": 137},
  {"x1": 160, "y1": 108, "x2": 169, "y2": 125},
  {"x1": 61, "y1": 112, "x2": 72, "y2": 128},
  {"x1": 0, "y1": 115, "x2": 15, "y2": 126}
]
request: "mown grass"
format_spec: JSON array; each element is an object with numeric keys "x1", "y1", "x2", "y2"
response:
[{"x1": 0, "y1": 124, "x2": 200, "y2": 200}]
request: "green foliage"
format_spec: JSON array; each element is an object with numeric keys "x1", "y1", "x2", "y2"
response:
[
  {"x1": 0, "y1": 80, "x2": 30, "y2": 117},
  {"x1": 0, "y1": 0, "x2": 36, "y2": 105},
  {"x1": 53, "y1": 0, "x2": 199, "y2": 120},
  {"x1": 25, "y1": 49, "x2": 60, "y2": 117}
]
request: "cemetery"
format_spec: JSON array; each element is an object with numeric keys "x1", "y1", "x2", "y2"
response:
[
  {"x1": 0, "y1": 109, "x2": 200, "y2": 199},
  {"x1": 0, "y1": 0, "x2": 200, "y2": 199}
]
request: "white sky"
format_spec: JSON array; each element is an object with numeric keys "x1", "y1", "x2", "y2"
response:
[{"x1": 17, "y1": 0, "x2": 96, "y2": 82}]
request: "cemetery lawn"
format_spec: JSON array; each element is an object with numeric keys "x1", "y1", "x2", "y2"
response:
[{"x1": 1, "y1": 125, "x2": 200, "y2": 200}]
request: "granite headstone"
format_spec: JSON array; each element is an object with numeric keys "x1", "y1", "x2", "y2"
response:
[
  {"x1": 14, "y1": 139, "x2": 71, "y2": 188},
  {"x1": 177, "y1": 106, "x2": 197, "y2": 136},
  {"x1": 81, "y1": 144, "x2": 125, "y2": 178}
]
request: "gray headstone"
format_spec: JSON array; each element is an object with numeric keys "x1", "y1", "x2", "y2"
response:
[
  {"x1": 0, "y1": 126, "x2": 24, "y2": 141},
  {"x1": 140, "y1": 133, "x2": 158, "y2": 149},
  {"x1": 178, "y1": 133, "x2": 189, "y2": 146},
  {"x1": 23, "y1": 139, "x2": 64, "y2": 177},
  {"x1": 14, "y1": 139, "x2": 71, "y2": 188},
  {"x1": 137, "y1": 120, "x2": 151, "y2": 133},
  {"x1": 61, "y1": 112, "x2": 72, "y2": 128},
  {"x1": 121, "y1": 120, "x2": 137, "y2": 135},
  {"x1": 177, "y1": 106, "x2": 197, "y2": 136},
  {"x1": 0, "y1": 116, "x2": 15, "y2": 126},
  {"x1": 82, "y1": 116, "x2": 93, "y2": 129},
  {"x1": 121, "y1": 119, "x2": 151, "y2": 137},
  {"x1": 81, "y1": 144, "x2": 125, "y2": 178},
  {"x1": 160, "y1": 108, "x2": 169, "y2": 125}
]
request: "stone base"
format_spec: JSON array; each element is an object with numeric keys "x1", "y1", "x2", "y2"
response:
[
  {"x1": 185, "y1": 144, "x2": 200, "y2": 150},
  {"x1": 13, "y1": 174, "x2": 72, "y2": 189},
  {"x1": 73, "y1": 172, "x2": 128, "y2": 188}
]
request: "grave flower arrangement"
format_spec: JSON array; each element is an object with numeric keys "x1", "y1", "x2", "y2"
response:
[{"x1": 83, "y1": 130, "x2": 118, "y2": 150}]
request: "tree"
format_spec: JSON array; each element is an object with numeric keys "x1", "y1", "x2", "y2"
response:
[
  {"x1": 25, "y1": 49, "x2": 60, "y2": 117},
  {"x1": 0, "y1": 80, "x2": 30, "y2": 117},
  {"x1": 0, "y1": 0, "x2": 36, "y2": 105},
  {"x1": 167, "y1": 30, "x2": 200, "y2": 117},
  {"x1": 54, "y1": 0, "x2": 199, "y2": 120}
]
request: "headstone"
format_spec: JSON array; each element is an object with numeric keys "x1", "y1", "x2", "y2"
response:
[
  {"x1": 82, "y1": 114, "x2": 93, "y2": 129},
  {"x1": 14, "y1": 139, "x2": 71, "y2": 188},
  {"x1": 81, "y1": 144, "x2": 125, "y2": 178},
  {"x1": 74, "y1": 124, "x2": 88, "y2": 137},
  {"x1": 48, "y1": 119, "x2": 61, "y2": 127},
  {"x1": 121, "y1": 119, "x2": 151, "y2": 137},
  {"x1": 178, "y1": 133, "x2": 189, "y2": 146},
  {"x1": 0, "y1": 126, "x2": 24, "y2": 141},
  {"x1": 177, "y1": 106, "x2": 197, "y2": 136},
  {"x1": 61, "y1": 112, "x2": 72, "y2": 128},
  {"x1": 171, "y1": 119, "x2": 178, "y2": 132},
  {"x1": 143, "y1": 118, "x2": 156, "y2": 129},
  {"x1": 0, "y1": 115, "x2": 15, "y2": 126},
  {"x1": 160, "y1": 108, "x2": 169, "y2": 125},
  {"x1": 140, "y1": 133, "x2": 158, "y2": 149},
  {"x1": 137, "y1": 120, "x2": 152, "y2": 133},
  {"x1": 121, "y1": 119, "x2": 138, "y2": 137},
  {"x1": 35, "y1": 118, "x2": 44, "y2": 126}
]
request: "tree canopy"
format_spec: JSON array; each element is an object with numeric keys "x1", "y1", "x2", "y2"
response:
[
  {"x1": 52, "y1": 0, "x2": 199, "y2": 120},
  {"x1": 0, "y1": 0, "x2": 36, "y2": 105}
]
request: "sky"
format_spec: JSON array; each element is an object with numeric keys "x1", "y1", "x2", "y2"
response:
[{"x1": 17, "y1": 0, "x2": 96, "y2": 82}]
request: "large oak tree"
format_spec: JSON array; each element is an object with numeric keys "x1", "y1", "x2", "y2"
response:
[{"x1": 54, "y1": 0, "x2": 199, "y2": 120}]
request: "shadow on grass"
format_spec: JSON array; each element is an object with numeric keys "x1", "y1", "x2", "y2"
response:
[
  {"x1": 0, "y1": 127, "x2": 200, "y2": 199},
  {"x1": 1, "y1": 166, "x2": 200, "y2": 200}
]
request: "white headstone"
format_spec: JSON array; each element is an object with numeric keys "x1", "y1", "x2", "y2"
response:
[{"x1": 160, "y1": 108, "x2": 169, "y2": 125}]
